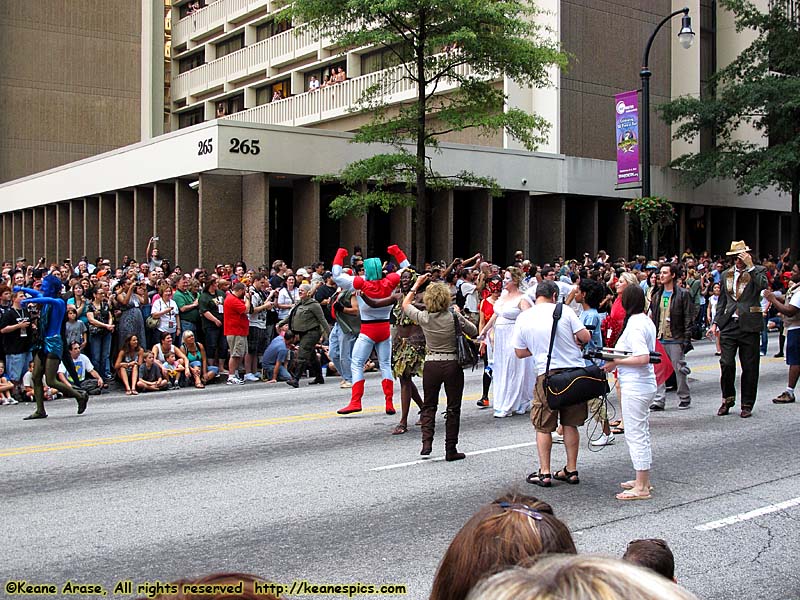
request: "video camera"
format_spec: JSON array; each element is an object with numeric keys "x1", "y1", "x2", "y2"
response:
[{"x1": 584, "y1": 347, "x2": 662, "y2": 364}]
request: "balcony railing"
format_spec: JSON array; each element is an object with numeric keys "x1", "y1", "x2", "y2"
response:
[
  {"x1": 223, "y1": 60, "x2": 480, "y2": 127},
  {"x1": 172, "y1": 23, "x2": 318, "y2": 100},
  {"x1": 173, "y1": 0, "x2": 271, "y2": 46}
]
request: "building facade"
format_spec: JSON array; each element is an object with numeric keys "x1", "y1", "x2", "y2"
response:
[{"x1": 0, "y1": 0, "x2": 789, "y2": 268}]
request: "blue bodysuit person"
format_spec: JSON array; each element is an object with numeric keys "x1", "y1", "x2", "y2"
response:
[{"x1": 16, "y1": 275, "x2": 88, "y2": 420}]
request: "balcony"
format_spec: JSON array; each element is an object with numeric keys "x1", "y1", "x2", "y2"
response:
[
  {"x1": 172, "y1": 24, "x2": 318, "y2": 101},
  {"x1": 223, "y1": 60, "x2": 482, "y2": 128},
  {"x1": 173, "y1": 0, "x2": 273, "y2": 47}
]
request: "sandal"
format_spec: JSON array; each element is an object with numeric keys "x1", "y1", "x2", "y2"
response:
[
  {"x1": 609, "y1": 419, "x2": 622, "y2": 427},
  {"x1": 125, "y1": 390, "x2": 132, "y2": 396},
  {"x1": 620, "y1": 480, "x2": 654, "y2": 491},
  {"x1": 616, "y1": 489, "x2": 651, "y2": 501},
  {"x1": 391, "y1": 424, "x2": 408, "y2": 435},
  {"x1": 526, "y1": 471, "x2": 552, "y2": 487},
  {"x1": 610, "y1": 426, "x2": 625, "y2": 435},
  {"x1": 553, "y1": 466, "x2": 580, "y2": 485},
  {"x1": 195, "y1": 382, "x2": 205, "y2": 389}
]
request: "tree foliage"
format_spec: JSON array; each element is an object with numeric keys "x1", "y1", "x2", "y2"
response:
[
  {"x1": 622, "y1": 196, "x2": 676, "y2": 237},
  {"x1": 292, "y1": 0, "x2": 568, "y2": 217},
  {"x1": 658, "y1": 0, "x2": 800, "y2": 254}
]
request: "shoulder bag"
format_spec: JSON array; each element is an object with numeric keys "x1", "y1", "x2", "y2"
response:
[
  {"x1": 544, "y1": 303, "x2": 609, "y2": 410},
  {"x1": 451, "y1": 309, "x2": 479, "y2": 370}
]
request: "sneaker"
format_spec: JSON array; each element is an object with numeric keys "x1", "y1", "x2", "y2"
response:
[
  {"x1": 244, "y1": 373, "x2": 260, "y2": 382},
  {"x1": 493, "y1": 410, "x2": 511, "y2": 418},
  {"x1": 773, "y1": 391, "x2": 796, "y2": 404},
  {"x1": 0, "y1": 399, "x2": 8, "y2": 405},
  {"x1": 286, "y1": 379, "x2": 299, "y2": 389},
  {"x1": 339, "y1": 380, "x2": 352, "y2": 389},
  {"x1": 551, "y1": 432, "x2": 564, "y2": 444},
  {"x1": 226, "y1": 376, "x2": 244, "y2": 385},
  {"x1": 477, "y1": 397, "x2": 490, "y2": 409},
  {"x1": 7, "y1": 398, "x2": 18, "y2": 405},
  {"x1": 590, "y1": 433, "x2": 615, "y2": 447},
  {"x1": 649, "y1": 403, "x2": 665, "y2": 411},
  {"x1": 678, "y1": 400, "x2": 691, "y2": 410}
]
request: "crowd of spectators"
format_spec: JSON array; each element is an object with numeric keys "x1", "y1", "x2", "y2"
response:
[{"x1": 0, "y1": 240, "x2": 791, "y2": 407}]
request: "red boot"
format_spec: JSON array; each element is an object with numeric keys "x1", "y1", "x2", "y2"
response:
[
  {"x1": 382, "y1": 379, "x2": 396, "y2": 415},
  {"x1": 338, "y1": 380, "x2": 364, "y2": 414}
]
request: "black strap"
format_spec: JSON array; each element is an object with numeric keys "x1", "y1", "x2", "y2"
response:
[
  {"x1": 450, "y1": 307, "x2": 464, "y2": 345},
  {"x1": 545, "y1": 302, "x2": 564, "y2": 381}
]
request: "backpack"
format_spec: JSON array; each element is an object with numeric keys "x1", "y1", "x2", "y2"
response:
[{"x1": 455, "y1": 282, "x2": 467, "y2": 310}]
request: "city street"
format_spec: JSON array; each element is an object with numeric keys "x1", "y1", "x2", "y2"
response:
[{"x1": 2, "y1": 338, "x2": 799, "y2": 600}]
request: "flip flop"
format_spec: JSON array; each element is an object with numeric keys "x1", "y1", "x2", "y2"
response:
[
  {"x1": 610, "y1": 426, "x2": 625, "y2": 435},
  {"x1": 616, "y1": 489, "x2": 652, "y2": 501},
  {"x1": 620, "y1": 481, "x2": 654, "y2": 491},
  {"x1": 609, "y1": 419, "x2": 622, "y2": 427},
  {"x1": 391, "y1": 424, "x2": 408, "y2": 435}
]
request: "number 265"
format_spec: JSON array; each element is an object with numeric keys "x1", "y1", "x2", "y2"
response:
[{"x1": 229, "y1": 138, "x2": 261, "y2": 155}]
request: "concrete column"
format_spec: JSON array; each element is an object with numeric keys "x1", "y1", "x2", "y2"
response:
[
  {"x1": 44, "y1": 205, "x2": 57, "y2": 264},
  {"x1": 99, "y1": 194, "x2": 117, "y2": 263},
  {"x1": 678, "y1": 204, "x2": 687, "y2": 256},
  {"x1": 154, "y1": 182, "x2": 176, "y2": 263},
  {"x1": 84, "y1": 196, "x2": 100, "y2": 261},
  {"x1": 571, "y1": 198, "x2": 598, "y2": 258},
  {"x1": 710, "y1": 206, "x2": 736, "y2": 257},
  {"x1": 69, "y1": 201, "x2": 85, "y2": 260},
  {"x1": 390, "y1": 206, "x2": 413, "y2": 255},
  {"x1": 340, "y1": 214, "x2": 367, "y2": 258},
  {"x1": 12, "y1": 212, "x2": 22, "y2": 261},
  {"x1": 2, "y1": 213, "x2": 9, "y2": 262},
  {"x1": 292, "y1": 179, "x2": 320, "y2": 268},
  {"x1": 605, "y1": 206, "x2": 630, "y2": 261},
  {"x1": 56, "y1": 204, "x2": 70, "y2": 262},
  {"x1": 134, "y1": 187, "x2": 155, "y2": 261},
  {"x1": 413, "y1": 195, "x2": 429, "y2": 266},
  {"x1": 430, "y1": 189, "x2": 454, "y2": 262},
  {"x1": 242, "y1": 173, "x2": 270, "y2": 269},
  {"x1": 116, "y1": 191, "x2": 135, "y2": 265},
  {"x1": 468, "y1": 189, "x2": 492, "y2": 260},
  {"x1": 141, "y1": 0, "x2": 164, "y2": 140},
  {"x1": 22, "y1": 209, "x2": 34, "y2": 263},
  {"x1": 505, "y1": 192, "x2": 531, "y2": 261},
  {"x1": 199, "y1": 173, "x2": 243, "y2": 267},
  {"x1": 32, "y1": 207, "x2": 45, "y2": 264},
  {"x1": 736, "y1": 209, "x2": 759, "y2": 258},
  {"x1": 175, "y1": 181, "x2": 199, "y2": 269},
  {"x1": 533, "y1": 195, "x2": 565, "y2": 263}
]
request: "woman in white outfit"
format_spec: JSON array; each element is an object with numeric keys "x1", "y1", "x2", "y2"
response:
[
  {"x1": 602, "y1": 284, "x2": 656, "y2": 501},
  {"x1": 479, "y1": 267, "x2": 534, "y2": 418}
]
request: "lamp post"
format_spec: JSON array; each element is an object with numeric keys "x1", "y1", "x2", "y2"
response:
[{"x1": 640, "y1": 7, "x2": 695, "y2": 256}]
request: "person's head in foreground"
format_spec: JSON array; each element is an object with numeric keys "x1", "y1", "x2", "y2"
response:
[
  {"x1": 465, "y1": 554, "x2": 697, "y2": 600},
  {"x1": 140, "y1": 572, "x2": 279, "y2": 600},
  {"x1": 623, "y1": 538, "x2": 676, "y2": 582},
  {"x1": 430, "y1": 493, "x2": 577, "y2": 600}
]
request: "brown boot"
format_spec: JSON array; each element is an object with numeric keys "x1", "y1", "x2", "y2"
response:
[
  {"x1": 444, "y1": 408, "x2": 465, "y2": 461},
  {"x1": 717, "y1": 397, "x2": 735, "y2": 416},
  {"x1": 420, "y1": 404, "x2": 436, "y2": 456}
]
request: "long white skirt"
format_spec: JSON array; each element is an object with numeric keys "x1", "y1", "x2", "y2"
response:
[{"x1": 492, "y1": 320, "x2": 534, "y2": 416}]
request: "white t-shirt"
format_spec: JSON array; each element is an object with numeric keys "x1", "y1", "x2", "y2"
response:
[
  {"x1": 787, "y1": 291, "x2": 800, "y2": 331},
  {"x1": 614, "y1": 313, "x2": 656, "y2": 396},
  {"x1": 152, "y1": 298, "x2": 178, "y2": 333},
  {"x1": 460, "y1": 281, "x2": 479, "y2": 312},
  {"x1": 58, "y1": 353, "x2": 94, "y2": 382},
  {"x1": 277, "y1": 288, "x2": 298, "y2": 320},
  {"x1": 513, "y1": 302, "x2": 586, "y2": 376}
]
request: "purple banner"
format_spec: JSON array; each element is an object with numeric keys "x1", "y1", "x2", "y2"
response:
[{"x1": 615, "y1": 90, "x2": 640, "y2": 186}]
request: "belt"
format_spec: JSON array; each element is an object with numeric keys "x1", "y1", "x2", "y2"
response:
[{"x1": 426, "y1": 352, "x2": 458, "y2": 361}]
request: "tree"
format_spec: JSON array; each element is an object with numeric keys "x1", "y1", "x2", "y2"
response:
[
  {"x1": 291, "y1": 0, "x2": 567, "y2": 217},
  {"x1": 659, "y1": 0, "x2": 800, "y2": 258}
]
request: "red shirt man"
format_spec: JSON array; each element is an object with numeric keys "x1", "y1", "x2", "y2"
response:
[{"x1": 223, "y1": 284, "x2": 250, "y2": 337}]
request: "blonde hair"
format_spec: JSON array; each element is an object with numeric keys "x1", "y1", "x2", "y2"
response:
[
  {"x1": 424, "y1": 282, "x2": 452, "y2": 313},
  {"x1": 466, "y1": 554, "x2": 698, "y2": 600},
  {"x1": 506, "y1": 266, "x2": 523, "y2": 287},
  {"x1": 618, "y1": 271, "x2": 638, "y2": 288}
]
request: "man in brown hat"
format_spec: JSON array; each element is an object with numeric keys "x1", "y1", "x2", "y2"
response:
[{"x1": 708, "y1": 241, "x2": 768, "y2": 418}]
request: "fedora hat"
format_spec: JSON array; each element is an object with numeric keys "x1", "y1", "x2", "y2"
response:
[{"x1": 726, "y1": 240, "x2": 752, "y2": 256}]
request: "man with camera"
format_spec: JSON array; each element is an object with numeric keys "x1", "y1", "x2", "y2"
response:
[{"x1": 513, "y1": 280, "x2": 590, "y2": 487}]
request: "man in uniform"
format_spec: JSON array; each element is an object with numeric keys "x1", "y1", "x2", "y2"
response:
[
  {"x1": 709, "y1": 241, "x2": 768, "y2": 418},
  {"x1": 280, "y1": 283, "x2": 330, "y2": 388}
]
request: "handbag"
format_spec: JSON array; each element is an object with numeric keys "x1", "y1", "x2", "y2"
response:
[
  {"x1": 544, "y1": 303, "x2": 609, "y2": 410},
  {"x1": 146, "y1": 315, "x2": 159, "y2": 329},
  {"x1": 451, "y1": 309, "x2": 479, "y2": 370}
]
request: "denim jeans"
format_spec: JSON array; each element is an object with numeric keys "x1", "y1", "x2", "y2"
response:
[
  {"x1": 329, "y1": 323, "x2": 356, "y2": 383},
  {"x1": 351, "y1": 333, "x2": 393, "y2": 383},
  {"x1": 89, "y1": 331, "x2": 113, "y2": 379},
  {"x1": 263, "y1": 363, "x2": 292, "y2": 381}
]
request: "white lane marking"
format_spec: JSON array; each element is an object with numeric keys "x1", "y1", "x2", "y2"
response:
[
  {"x1": 369, "y1": 442, "x2": 536, "y2": 472},
  {"x1": 695, "y1": 497, "x2": 800, "y2": 531}
]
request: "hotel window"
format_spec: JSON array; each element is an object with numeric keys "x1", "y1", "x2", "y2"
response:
[
  {"x1": 178, "y1": 50, "x2": 204, "y2": 73},
  {"x1": 256, "y1": 19, "x2": 292, "y2": 42},
  {"x1": 216, "y1": 93, "x2": 245, "y2": 118},
  {"x1": 256, "y1": 80, "x2": 291, "y2": 104},
  {"x1": 178, "y1": 107, "x2": 204, "y2": 129},
  {"x1": 216, "y1": 34, "x2": 245, "y2": 58},
  {"x1": 361, "y1": 46, "x2": 409, "y2": 75}
]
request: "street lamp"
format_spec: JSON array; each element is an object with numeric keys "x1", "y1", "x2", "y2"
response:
[{"x1": 640, "y1": 7, "x2": 695, "y2": 254}]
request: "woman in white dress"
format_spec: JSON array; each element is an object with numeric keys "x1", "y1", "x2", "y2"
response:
[{"x1": 479, "y1": 267, "x2": 534, "y2": 418}]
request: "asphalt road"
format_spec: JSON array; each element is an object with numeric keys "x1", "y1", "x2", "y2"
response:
[{"x1": 1, "y1": 338, "x2": 799, "y2": 600}]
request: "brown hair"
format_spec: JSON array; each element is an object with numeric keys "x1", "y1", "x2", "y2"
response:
[
  {"x1": 423, "y1": 282, "x2": 451, "y2": 313},
  {"x1": 623, "y1": 539, "x2": 675, "y2": 581},
  {"x1": 430, "y1": 493, "x2": 576, "y2": 600},
  {"x1": 140, "y1": 572, "x2": 279, "y2": 600}
]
